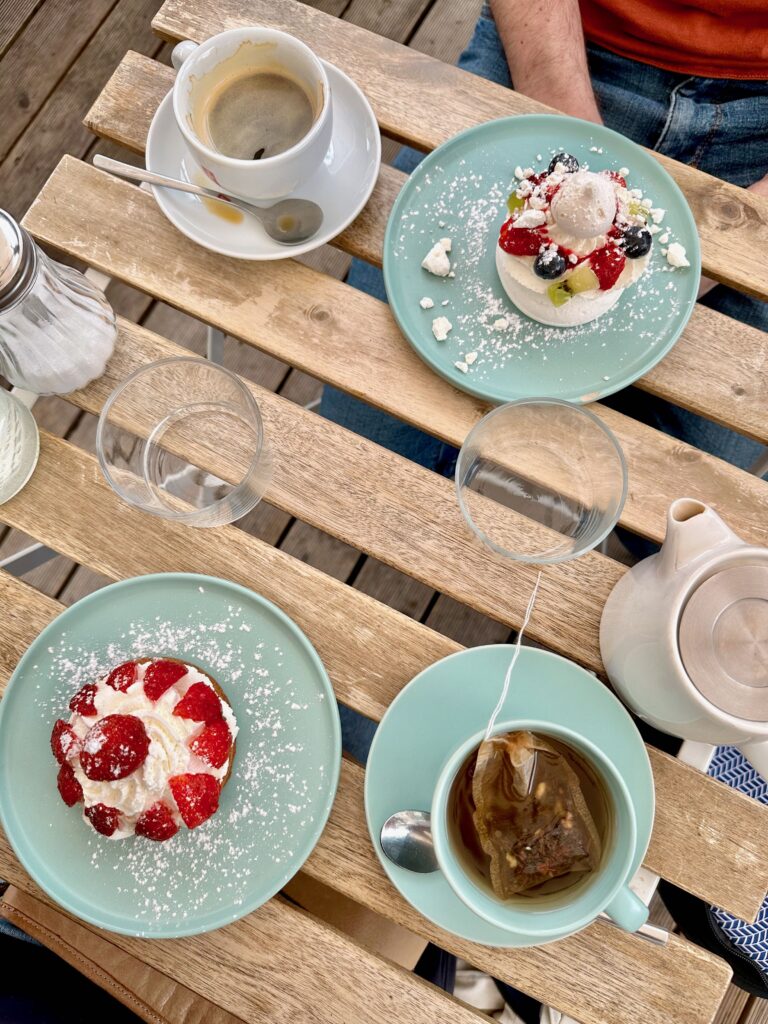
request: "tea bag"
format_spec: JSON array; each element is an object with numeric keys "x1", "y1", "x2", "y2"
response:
[{"x1": 471, "y1": 730, "x2": 601, "y2": 899}]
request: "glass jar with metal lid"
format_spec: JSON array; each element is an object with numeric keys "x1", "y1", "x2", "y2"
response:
[{"x1": 0, "y1": 209, "x2": 116, "y2": 394}]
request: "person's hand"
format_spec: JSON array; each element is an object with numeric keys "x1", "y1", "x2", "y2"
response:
[{"x1": 698, "y1": 173, "x2": 768, "y2": 298}]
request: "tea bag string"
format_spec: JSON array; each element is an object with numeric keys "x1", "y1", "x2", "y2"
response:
[{"x1": 484, "y1": 571, "x2": 542, "y2": 741}]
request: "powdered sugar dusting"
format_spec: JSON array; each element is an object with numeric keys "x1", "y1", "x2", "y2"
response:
[{"x1": 31, "y1": 594, "x2": 336, "y2": 934}]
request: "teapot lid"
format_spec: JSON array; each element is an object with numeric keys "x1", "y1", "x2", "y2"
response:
[{"x1": 679, "y1": 565, "x2": 768, "y2": 722}]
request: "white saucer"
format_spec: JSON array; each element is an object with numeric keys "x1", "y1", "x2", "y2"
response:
[{"x1": 146, "y1": 61, "x2": 381, "y2": 260}]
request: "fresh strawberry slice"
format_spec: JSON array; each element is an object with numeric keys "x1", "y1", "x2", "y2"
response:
[
  {"x1": 190, "y1": 720, "x2": 232, "y2": 769},
  {"x1": 143, "y1": 659, "x2": 187, "y2": 701},
  {"x1": 606, "y1": 170, "x2": 627, "y2": 188},
  {"x1": 498, "y1": 221, "x2": 546, "y2": 256},
  {"x1": 135, "y1": 802, "x2": 179, "y2": 842},
  {"x1": 105, "y1": 660, "x2": 138, "y2": 692},
  {"x1": 173, "y1": 682, "x2": 223, "y2": 724},
  {"x1": 84, "y1": 803, "x2": 121, "y2": 837},
  {"x1": 79, "y1": 714, "x2": 150, "y2": 781},
  {"x1": 56, "y1": 761, "x2": 83, "y2": 806},
  {"x1": 590, "y1": 244, "x2": 626, "y2": 290},
  {"x1": 69, "y1": 683, "x2": 98, "y2": 717},
  {"x1": 50, "y1": 720, "x2": 80, "y2": 763},
  {"x1": 169, "y1": 773, "x2": 220, "y2": 829}
]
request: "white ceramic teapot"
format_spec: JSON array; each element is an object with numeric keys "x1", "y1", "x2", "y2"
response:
[{"x1": 601, "y1": 498, "x2": 768, "y2": 777}]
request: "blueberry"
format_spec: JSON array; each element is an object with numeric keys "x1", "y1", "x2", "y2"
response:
[
  {"x1": 622, "y1": 226, "x2": 652, "y2": 258},
  {"x1": 533, "y1": 250, "x2": 568, "y2": 279},
  {"x1": 548, "y1": 152, "x2": 579, "y2": 174}
]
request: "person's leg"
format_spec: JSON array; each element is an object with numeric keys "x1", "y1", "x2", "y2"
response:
[
  {"x1": 587, "y1": 50, "x2": 767, "y2": 473},
  {"x1": 319, "y1": 4, "x2": 509, "y2": 476}
]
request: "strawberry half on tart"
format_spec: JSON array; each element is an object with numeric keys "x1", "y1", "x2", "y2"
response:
[
  {"x1": 496, "y1": 153, "x2": 653, "y2": 327},
  {"x1": 51, "y1": 657, "x2": 238, "y2": 841}
]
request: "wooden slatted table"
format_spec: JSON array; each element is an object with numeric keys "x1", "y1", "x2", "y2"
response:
[{"x1": 2, "y1": 1, "x2": 768, "y2": 1022}]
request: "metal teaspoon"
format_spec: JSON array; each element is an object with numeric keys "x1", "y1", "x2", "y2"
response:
[{"x1": 93, "y1": 154, "x2": 324, "y2": 245}]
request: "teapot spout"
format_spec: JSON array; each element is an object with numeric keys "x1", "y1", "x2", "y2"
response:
[{"x1": 659, "y1": 499, "x2": 741, "y2": 577}]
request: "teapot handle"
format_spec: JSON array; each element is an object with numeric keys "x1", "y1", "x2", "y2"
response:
[{"x1": 737, "y1": 740, "x2": 768, "y2": 783}]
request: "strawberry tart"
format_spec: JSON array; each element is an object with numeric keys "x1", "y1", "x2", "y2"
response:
[
  {"x1": 50, "y1": 658, "x2": 238, "y2": 841},
  {"x1": 496, "y1": 152, "x2": 653, "y2": 326}
]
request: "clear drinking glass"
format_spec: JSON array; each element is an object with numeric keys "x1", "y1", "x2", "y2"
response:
[
  {"x1": 456, "y1": 399, "x2": 628, "y2": 565},
  {"x1": 97, "y1": 358, "x2": 271, "y2": 528}
]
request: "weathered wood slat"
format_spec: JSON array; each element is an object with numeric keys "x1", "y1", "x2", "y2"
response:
[
  {"x1": 0, "y1": 570, "x2": 735, "y2": 1024},
  {"x1": 150, "y1": 0, "x2": 768, "y2": 301},
  {"x1": 0, "y1": 0, "x2": 114, "y2": 164},
  {"x1": 83, "y1": 51, "x2": 768, "y2": 445},
  {"x1": 0, "y1": 0, "x2": 163, "y2": 219},
  {"x1": 24, "y1": 163, "x2": 768, "y2": 559},
  {"x1": 0, "y1": 433, "x2": 766, "y2": 922}
]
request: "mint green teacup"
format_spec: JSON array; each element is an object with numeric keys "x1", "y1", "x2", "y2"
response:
[{"x1": 431, "y1": 720, "x2": 648, "y2": 941}]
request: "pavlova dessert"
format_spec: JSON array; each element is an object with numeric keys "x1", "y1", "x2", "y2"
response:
[
  {"x1": 496, "y1": 152, "x2": 654, "y2": 326},
  {"x1": 50, "y1": 657, "x2": 237, "y2": 841}
]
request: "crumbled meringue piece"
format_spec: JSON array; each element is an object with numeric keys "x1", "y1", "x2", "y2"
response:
[
  {"x1": 666, "y1": 242, "x2": 690, "y2": 268},
  {"x1": 431, "y1": 316, "x2": 452, "y2": 341}
]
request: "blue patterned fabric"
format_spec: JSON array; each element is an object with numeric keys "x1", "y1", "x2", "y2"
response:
[{"x1": 708, "y1": 747, "x2": 768, "y2": 980}]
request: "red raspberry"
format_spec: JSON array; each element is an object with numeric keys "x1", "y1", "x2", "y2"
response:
[
  {"x1": 79, "y1": 714, "x2": 150, "y2": 781},
  {"x1": 590, "y1": 244, "x2": 626, "y2": 290},
  {"x1": 190, "y1": 720, "x2": 232, "y2": 770},
  {"x1": 56, "y1": 762, "x2": 83, "y2": 806},
  {"x1": 135, "y1": 802, "x2": 179, "y2": 842},
  {"x1": 169, "y1": 773, "x2": 220, "y2": 829},
  {"x1": 84, "y1": 803, "x2": 121, "y2": 837},
  {"x1": 606, "y1": 170, "x2": 627, "y2": 188},
  {"x1": 50, "y1": 720, "x2": 80, "y2": 764},
  {"x1": 105, "y1": 661, "x2": 138, "y2": 692},
  {"x1": 143, "y1": 660, "x2": 187, "y2": 701},
  {"x1": 69, "y1": 683, "x2": 98, "y2": 717},
  {"x1": 173, "y1": 683, "x2": 223, "y2": 725},
  {"x1": 499, "y1": 221, "x2": 546, "y2": 256}
]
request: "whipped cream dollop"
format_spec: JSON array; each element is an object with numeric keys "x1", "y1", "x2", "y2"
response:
[{"x1": 68, "y1": 662, "x2": 238, "y2": 839}]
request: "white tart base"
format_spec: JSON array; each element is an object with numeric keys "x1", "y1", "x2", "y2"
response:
[{"x1": 495, "y1": 246, "x2": 623, "y2": 327}]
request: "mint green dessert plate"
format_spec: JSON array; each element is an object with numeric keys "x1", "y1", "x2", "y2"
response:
[
  {"x1": 383, "y1": 114, "x2": 700, "y2": 404},
  {"x1": 365, "y1": 645, "x2": 654, "y2": 947},
  {"x1": 0, "y1": 573, "x2": 340, "y2": 937}
]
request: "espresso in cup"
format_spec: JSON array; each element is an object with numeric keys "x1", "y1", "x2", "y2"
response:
[
  {"x1": 174, "y1": 28, "x2": 332, "y2": 200},
  {"x1": 448, "y1": 730, "x2": 612, "y2": 902},
  {"x1": 193, "y1": 67, "x2": 317, "y2": 161}
]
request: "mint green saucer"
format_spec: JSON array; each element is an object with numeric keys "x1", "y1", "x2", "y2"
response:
[
  {"x1": 384, "y1": 114, "x2": 700, "y2": 404},
  {"x1": 364, "y1": 645, "x2": 654, "y2": 947},
  {"x1": 0, "y1": 573, "x2": 340, "y2": 937}
]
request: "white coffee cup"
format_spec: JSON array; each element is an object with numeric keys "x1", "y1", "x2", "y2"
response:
[{"x1": 171, "y1": 27, "x2": 333, "y2": 201}]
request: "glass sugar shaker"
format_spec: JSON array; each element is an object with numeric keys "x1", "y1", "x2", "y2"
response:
[{"x1": 0, "y1": 210, "x2": 116, "y2": 395}]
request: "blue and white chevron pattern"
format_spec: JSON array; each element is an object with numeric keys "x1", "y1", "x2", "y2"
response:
[{"x1": 709, "y1": 746, "x2": 768, "y2": 978}]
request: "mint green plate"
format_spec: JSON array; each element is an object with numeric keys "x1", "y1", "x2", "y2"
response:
[
  {"x1": 384, "y1": 114, "x2": 700, "y2": 404},
  {"x1": 0, "y1": 573, "x2": 340, "y2": 937},
  {"x1": 364, "y1": 645, "x2": 654, "y2": 947}
]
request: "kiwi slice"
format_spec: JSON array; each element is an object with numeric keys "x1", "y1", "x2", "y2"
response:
[
  {"x1": 547, "y1": 282, "x2": 571, "y2": 307},
  {"x1": 565, "y1": 264, "x2": 599, "y2": 294},
  {"x1": 546, "y1": 264, "x2": 599, "y2": 306},
  {"x1": 507, "y1": 192, "x2": 525, "y2": 214}
]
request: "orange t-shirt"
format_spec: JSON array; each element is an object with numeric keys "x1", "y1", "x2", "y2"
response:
[{"x1": 579, "y1": 1, "x2": 768, "y2": 79}]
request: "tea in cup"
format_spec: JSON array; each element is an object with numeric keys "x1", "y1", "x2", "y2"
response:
[
  {"x1": 171, "y1": 27, "x2": 333, "y2": 200},
  {"x1": 431, "y1": 720, "x2": 648, "y2": 940}
]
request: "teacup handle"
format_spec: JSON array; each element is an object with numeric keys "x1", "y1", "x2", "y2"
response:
[
  {"x1": 171, "y1": 40, "x2": 198, "y2": 71},
  {"x1": 603, "y1": 885, "x2": 649, "y2": 933}
]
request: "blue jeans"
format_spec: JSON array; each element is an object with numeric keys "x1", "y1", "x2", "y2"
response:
[{"x1": 326, "y1": 10, "x2": 768, "y2": 762}]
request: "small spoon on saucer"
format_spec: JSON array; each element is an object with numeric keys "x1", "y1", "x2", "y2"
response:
[
  {"x1": 93, "y1": 154, "x2": 324, "y2": 245},
  {"x1": 381, "y1": 810, "x2": 438, "y2": 873},
  {"x1": 380, "y1": 809, "x2": 669, "y2": 945}
]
